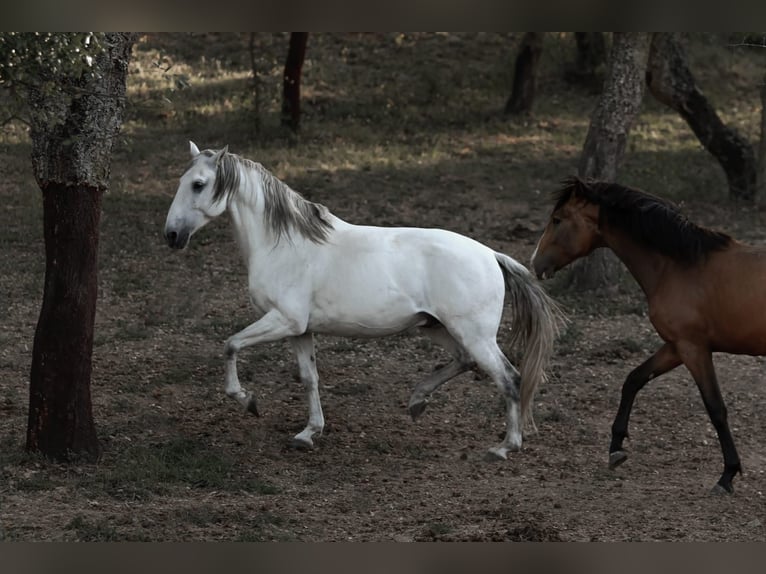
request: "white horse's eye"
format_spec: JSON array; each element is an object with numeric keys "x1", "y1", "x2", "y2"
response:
[{"x1": 192, "y1": 180, "x2": 206, "y2": 193}]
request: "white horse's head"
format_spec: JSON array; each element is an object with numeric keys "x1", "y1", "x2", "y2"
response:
[{"x1": 164, "y1": 141, "x2": 229, "y2": 249}]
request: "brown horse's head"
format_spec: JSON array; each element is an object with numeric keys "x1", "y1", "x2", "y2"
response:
[{"x1": 531, "y1": 178, "x2": 604, "y2": 280}]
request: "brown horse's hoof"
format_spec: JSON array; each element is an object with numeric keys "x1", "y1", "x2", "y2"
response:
[
  {"x1": 710, "y1": 483, "x2": 733, "y2": 496},
  {"x1": 246, "y1": 398, "x2": 260, "y2": 417},
  {"x1": 609, "y1": 450, "x2": 628, "y2": 470}
]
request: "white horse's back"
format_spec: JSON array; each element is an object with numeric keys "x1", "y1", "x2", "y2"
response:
[{"x1": 304, "y1": 221, "x2": 505, "y2": 337}]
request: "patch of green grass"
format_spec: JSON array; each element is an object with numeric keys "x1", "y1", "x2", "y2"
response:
[
  {"x1": 66, "y1": 515, "x2": 120, "y2": 542},
  {"x1": 113, "y1": 318, "x2": 152, "y2": 341},
  {"x1": 234, "y1": 511, "x2": 295, "y2": 542},
  {"x1": 15, "y1": 473, "x2": 60, "y2": 492},
  {"x1": 79, "y1": 436, "x2": 277, "y2": 500},
  {"x1": 556, "y1": 322, "x2": 583, "y2": 355},
  {"x1": 427, "y1": 522, "x2": 453, "y2": 537},
  {"x1": 365, "y1": 439, "x2": 393, "y2": 455}
]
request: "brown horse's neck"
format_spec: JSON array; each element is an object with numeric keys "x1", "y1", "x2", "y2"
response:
[{"x1": 599, "y1": 223, "x2": 670, "y2": 298}]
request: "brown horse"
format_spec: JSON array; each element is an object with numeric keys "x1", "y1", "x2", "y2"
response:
[{"x1": 531, "y1": 176, "x2": 766, "y2": 494}]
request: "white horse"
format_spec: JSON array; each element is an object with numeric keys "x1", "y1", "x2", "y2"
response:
[{"x1": 164, "y1": 142, "x2": 563, "y2": 459}]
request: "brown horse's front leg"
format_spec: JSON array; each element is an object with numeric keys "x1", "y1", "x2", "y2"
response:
[
  {"x1": 676, "y1": 342, "x2": 742, "y2": 494},
  {"x1": 609, "y1": 343, "x2": 681, "y2": 469}
]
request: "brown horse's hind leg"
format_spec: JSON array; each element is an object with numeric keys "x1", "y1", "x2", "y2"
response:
[
  {"x1": 676, "y1": 342, "x2": 742, "y2": 494},
  {"x1": 609, "y1": 343, "x2": 681, "y2": 469}
]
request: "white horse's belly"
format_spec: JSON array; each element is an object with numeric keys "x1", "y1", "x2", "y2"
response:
[
  {"x1": 308, "y1": 314, "x2": 428, "y2": 337},
  {"x1": 307, "y1": 296, "x2": 430, "y2": 337}
]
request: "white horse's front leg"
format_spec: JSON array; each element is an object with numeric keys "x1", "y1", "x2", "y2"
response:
[
  {"x1": 289, "y1": 333, "x2": 324, "y2": 449},
  {"x1": 224, "y1": 309, "x2": 303, "y2": 415}
]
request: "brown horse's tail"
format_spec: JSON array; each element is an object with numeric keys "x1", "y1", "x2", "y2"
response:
[{"x1": 495, "y1": 252, "x2": 566, "y2": 433}]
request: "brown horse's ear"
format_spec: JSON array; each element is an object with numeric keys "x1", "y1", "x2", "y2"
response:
[
  {"x1": 571, "y1": 175, "x2": 594, "y2": 198},
  {"x1": 560, "y1": 175, "x2": 586, "y2": 198},
  {"x1": 213, "y1": 145, "x2": 229, "y2": 166}
]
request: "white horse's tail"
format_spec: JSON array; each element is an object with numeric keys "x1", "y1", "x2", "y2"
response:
[{"x1": 495, "y1": 252, "x2": 565, "y2": 433}]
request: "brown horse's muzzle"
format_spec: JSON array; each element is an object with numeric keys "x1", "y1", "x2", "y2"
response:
[{"x1": 531, "y1": 253, "x2": 556, "y2": 280}]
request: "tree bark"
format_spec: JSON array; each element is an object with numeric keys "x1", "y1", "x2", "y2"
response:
[
  {"x1": 28, "y1": 186, "x2": 103, "y2": 459},
  {"x1": 26, "y1": 33, "x2": 136, "y2": 462},
  {"x1": 565, "y1": 32, "x2": 607, "y2": 90},
  {"x1": 505, "y1": 32, "x2": 544, "y2": 115},
  {"x1": 281, "y1": 32, "x2": 309, "y2": 132},
  {"x1": 568, "y1": 32, "x2": 651, "y2": 291},
  {"x1": 758, "y1": 74, "x2": 766, "y2": 201},
  {"x1": 646, "y1": 33, "x2": 757, "y2": 202}
]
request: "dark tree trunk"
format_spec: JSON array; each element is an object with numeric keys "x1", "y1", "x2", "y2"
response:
[
  {"x1": 758, "y1": 74, "x2": 766, "y2": 200},
  {"x1": 505, "y1": 32, "x2": 544, "y2": 115},
  {"x1": 565, "y1": 32, "x2": 607, "y2": 90},
  {"x1": 568, "y1": 32, "x2": 651, "y2": 291},
  {"x1": 28, "y1": 186, "x2": 103, "y2": 460},
  {"x1": 646, "y1": 33, "x2": 757, "y2": 202},
  {"x1": 248, "y1": 32, "x2": 262, "y2": 135},
  {"x1": 26, "y1": 33, "x2": 136, "y2": 462},
  {"x1": 281, "y1": 32, "x2": 309, "y2": 132}
]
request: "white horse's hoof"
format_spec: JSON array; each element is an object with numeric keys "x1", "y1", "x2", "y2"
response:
[
  {"x1": 485, "y1": 446, "x2": 509, "y2": 461},
  {"x1": 289, "y1": 435, "x2": 314, "y2": 450},
  {"x1": 245, "y1": 394, "x2": 260, "y2": 417},
  {"x1": 609, "y1": 450, "x2": 628, "y2": 470},
  {"x1": 408, "y1": 399, "x2": 428, "y2": 421}
]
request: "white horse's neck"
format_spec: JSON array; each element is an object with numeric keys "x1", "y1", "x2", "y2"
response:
[{"x1": 226, "y1": 172, "x2": 271, "y2": 267}]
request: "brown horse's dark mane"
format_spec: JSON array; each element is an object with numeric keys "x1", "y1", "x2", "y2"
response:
[{"x1": 553, "y1": 176, "x2": 733, "y2": 265}]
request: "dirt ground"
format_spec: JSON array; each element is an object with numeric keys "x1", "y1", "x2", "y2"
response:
[
  {"x1": 2, "y1": 33, "x2": 766, "y2": 541},
  {"x1": 3, "y1": 179, "x2": 766, "y2": 542}
]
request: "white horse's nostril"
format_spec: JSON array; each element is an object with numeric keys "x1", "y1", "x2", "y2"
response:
[{"x1": 165, "y1": 230, "x2": 178, "y2": 246}]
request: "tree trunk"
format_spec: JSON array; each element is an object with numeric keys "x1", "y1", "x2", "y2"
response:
[
  {"x1": 646, "y1": 33, "x2": 757, "y2": 202},
  {"x1": 568, "y1": 32, "x2": 652, "y2": 291},
  {"x1": 565, "y1": 32, "x2": 607, "y2": 90},
  {"x1": 281, "y1": 32, "x2": 309, "y2": 132},
  {"x1": 758, "y1": 74, "x2": 766, "y2": 201},
  {"x1": 26, "y1": 33, "x2": 137, "y2": 462},
  {"x1": 248, "y1": 32, "x2": 262, "y2": 136},
  {"x1": 505, "y1": 32, "x2": 544, "y2": 115},
  {"x1": 28, "y1": 186, "x2": 103, "y2": 459}
]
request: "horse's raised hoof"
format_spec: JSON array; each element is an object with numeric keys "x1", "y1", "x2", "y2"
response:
[
  {"x1": 710, "y1": 483, "x2": 733, "y2": 496},
  {"x1": 246, "y1": 397, "x2": 260, "y2": 417},
  {"x1": 408, "y1": 399, "x2": 428, "y2": 421},
  {"x1": 608, "y1": 450, "x2": 628, "y2": 470}
]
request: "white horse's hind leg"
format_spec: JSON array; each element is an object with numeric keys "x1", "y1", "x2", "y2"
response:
[
  {"x1": 408, "y1": 360, "x2": 472, "y2": 420},
  {"x1": 463, "y1": 340, "x2": 523, "y2": 460},
  {"x1": 408, "y1": 325, "x2": 474, "y2": 420},
  {"x1": 224, "y1": 309, "x2": 304, "y2": 415},
  {"x1": 289, "y1": 333, "x2": 324, "y2": 449}
]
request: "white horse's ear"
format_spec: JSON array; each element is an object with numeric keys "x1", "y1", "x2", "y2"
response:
[
  {"x1": 214, "y1": 145, "x2": 229, "y2": 166},
  {"x1": 189, "y1": 141, "x2": 200, "y2": 158}
]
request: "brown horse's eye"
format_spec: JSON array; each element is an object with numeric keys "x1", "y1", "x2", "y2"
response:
[{"x1": 551, "y1": 216, "x2": 562, "y2": 226}]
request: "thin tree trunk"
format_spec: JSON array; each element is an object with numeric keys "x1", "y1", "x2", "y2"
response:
[
  {"x1": 565, "y1": 32, "x2": 607, "y2": 90},
  {"x1": 27, "y1": 33, "x2": 136, "y2": 462},
  {"x1": 646, "y1": 33, "x2": 757, "y2": 202},
  {"x1": 281, "y1": 32, "x2": 309, "y2": 132},
  {"x1": 505, "y1": 32, "x2": 544, "y2": 115},
  {"x1": 758, "y1": 74, "x2": 766, "y2": 200},
  {"x1": 568, "y1": 32, "x2": 652, "y2": 291},
  {"x1": 248, "y1": 32, "x2": 262, "y2": 136}
]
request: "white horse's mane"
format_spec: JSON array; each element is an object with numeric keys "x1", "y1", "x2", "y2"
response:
[{"x1": 206, "y1": 150, "x2": 334, "y2": 243}]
